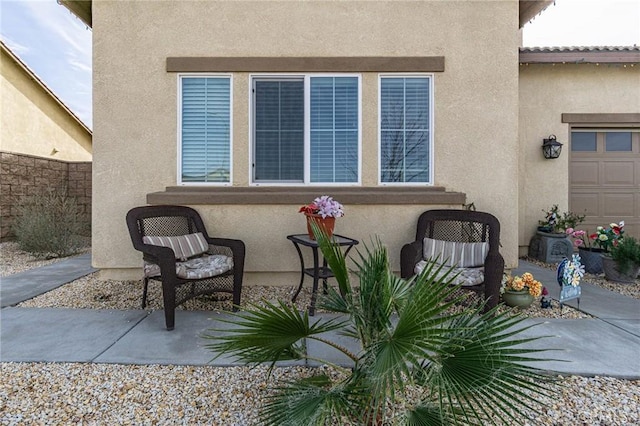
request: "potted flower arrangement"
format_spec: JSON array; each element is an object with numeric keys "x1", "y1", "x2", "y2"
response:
[
  {"x1": 530, "y1": 205, "x2": 584, "y2": 263},
  {"x1": 537, "y1": 205, "x2": 585, "y2": 234},
  {"x1": 299, "y1": 195, "x2": 344, "y2": 239},
  {"x1": 500, "y1": 272, "x2": 543, "y2": 309},
  {"x1": 566, "y1": 228, "x2": 604, "y2": 274},
  {"x1": 607, "y1": 236, "x2": 640, "y2": 283}
]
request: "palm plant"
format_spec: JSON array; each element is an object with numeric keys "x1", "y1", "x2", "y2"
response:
[{"x1": 204, "y1": 224, "x2": 557, "y2": 425}]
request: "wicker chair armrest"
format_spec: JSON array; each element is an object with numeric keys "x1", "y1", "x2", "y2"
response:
[
  {"x1": 400, "y1": 240, "x2": 424, "y2": 278},
  {"x1": 138, "y1": 244, "x2": 179, "y2": 280},
  {"x1": 205, "y1": 237, "x2": 245, "y2": 258},
  {"x1": 483, "y1": 251, "x2": 505, "y2": 311}
]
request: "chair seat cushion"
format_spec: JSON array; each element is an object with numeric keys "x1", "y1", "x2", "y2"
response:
[
  {"x1": 144, "y1": 254, "x2": 234, "y2": 279},
  {"x1": 414, "y1": 260, "x2": 484, "y2": 287},
  {"x1": 423, "y1": 237, "x2": 488, "y2": 268}
]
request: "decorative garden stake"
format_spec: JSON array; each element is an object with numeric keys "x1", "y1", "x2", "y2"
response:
[{"x1": 557, "y1": 254, "x2": 584, "y2": 314}]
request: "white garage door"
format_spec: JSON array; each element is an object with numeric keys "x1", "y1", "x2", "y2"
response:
[{"x1": 570, "y1": 129, "x2": 640, "y2": 239}]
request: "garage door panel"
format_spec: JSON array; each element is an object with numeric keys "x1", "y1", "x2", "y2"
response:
[
  {"x1": 570, "y1": 161, "x2": 600, "y2": 185},
  {"x1": 570, "y1": 193, "x2": 600, "y2": 216},
  {"x1": 570, "y1": 129, "x2": 639, "y2": 240},
  {"x1": 603, "y1": 193, "x2": 635, "y2": 217},
  {"x1": 602, "y1": 161, "x2": 635, "y2": 185}
]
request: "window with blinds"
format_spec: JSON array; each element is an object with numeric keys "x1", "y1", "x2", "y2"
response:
[
  {"x1": 252, "y1": 75, "x2": 360, "y2": 184},
  {"x1": 179, "y1": 76, "x2": 231, "y2": 184},
  {"x1": 379, "y1": 76, "x2": 432, "y2": 184}
]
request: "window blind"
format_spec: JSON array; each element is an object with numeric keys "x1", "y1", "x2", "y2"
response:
[
  {"x1": 181, "y1": 77, "x2": 231, "y2": 183},
  {"x1": 310, "y1": 77, "x2": 358, "y2": 183},
  {"x1": 380, "y1": 77, "x2": 430, "y2": 183},
  {"x1": 254, "y1": 79, "x2": 304, "y2": 182}
]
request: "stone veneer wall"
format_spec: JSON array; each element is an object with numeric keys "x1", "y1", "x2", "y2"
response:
[{"x1": 0, "y1": 151, "x2": 91, "y2": 240}]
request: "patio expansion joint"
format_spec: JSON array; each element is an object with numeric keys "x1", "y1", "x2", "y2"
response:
[
  {"x1": 90, "y1": 311, "x2": 152, "y2": 363},
  {"x1": 598, "y1": 318, "x2": 640, "y2": 339}
]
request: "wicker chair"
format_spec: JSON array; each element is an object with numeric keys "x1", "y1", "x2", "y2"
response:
[
  {"x1": 400, "y1": 209, "x2": 504, "y2": 311},
  {"x1": 126, "y1": 205, "x2": 245, "y2": 330}
]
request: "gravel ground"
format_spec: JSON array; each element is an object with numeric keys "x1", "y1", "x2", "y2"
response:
[
  {"x1": 1, "y1": 363, "x2": 638, "y2": 425},
  {"x1": 2, "y1": 243, "x2": 640, "y2": 425}
]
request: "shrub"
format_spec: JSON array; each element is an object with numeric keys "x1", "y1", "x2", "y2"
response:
[
  {"x1": 610, "y1": 236, "x2": 640, "y2": 275},
  {"x1": 12, "y1": 187, "x2": 90, "y2": 258},
  {"x1": 204, "y1": 224, "x2": 558, "y2": 425}
]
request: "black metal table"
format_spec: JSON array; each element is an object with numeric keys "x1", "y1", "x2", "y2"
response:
[{"x1": 287, "y1": 234, "x2": 359, "y2": 315}]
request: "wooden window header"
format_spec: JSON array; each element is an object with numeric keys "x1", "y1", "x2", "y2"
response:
[
  {"x1": 562, "y1": 113, "x2": 640, "y2": 124},
  {"x1": 167, "y1": 57, "x2": 445, "y2": 73}
]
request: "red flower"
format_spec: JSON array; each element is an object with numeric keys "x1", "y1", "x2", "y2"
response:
[{"x1": 299, "y1": 203, "x2": 318, "y2": 215}]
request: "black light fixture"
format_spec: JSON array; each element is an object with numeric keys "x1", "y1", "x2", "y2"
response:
[{"x1": 542, "y1": 135, "x2": 563, "y2": 159}]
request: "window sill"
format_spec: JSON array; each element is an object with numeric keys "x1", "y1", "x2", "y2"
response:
[{"x1": 147, "y1": 186, "x2": 466, "y2": 205}]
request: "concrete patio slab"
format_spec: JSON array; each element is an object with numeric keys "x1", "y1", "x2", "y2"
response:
[
  {"x1": 1, "y1": 253, "x2": 97, "y2": 308},
  {"x1": 516, "y1": 318, "x2": 640, "y2": 379},
  {"x1": 0, "y1": 307, "x2": 146, "y2": 363}
]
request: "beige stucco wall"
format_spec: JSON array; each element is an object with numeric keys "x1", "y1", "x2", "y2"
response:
[
  {"x1": 93, "y1": 0, "x2": 521, "y2": 279},
  {"x1": 0, "y1": 48, "x2": 92, "y2": 161},
  {"x1": 518, "y1": 63, "x2": 640, "y2": 253}
]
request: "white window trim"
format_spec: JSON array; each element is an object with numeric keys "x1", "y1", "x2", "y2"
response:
[
  {"x1": 248, "y1": 73, "x2": 362, "y2": 186},
  {"x1": 177, "y1": 73, "x2": 233, "y2": 186},
  {"x1": 377, "y1": 73, "x2": 434, "y2": 186}
]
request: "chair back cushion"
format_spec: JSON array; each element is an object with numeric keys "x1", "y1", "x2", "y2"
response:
[
  {"x1": 423, "y1": 237, "x2": 488, "y2": 268},
  {"x1": 142, "y1": 232, "x2": 208, "y2": 261}
]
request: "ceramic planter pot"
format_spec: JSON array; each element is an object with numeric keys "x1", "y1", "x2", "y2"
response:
[
  {"x1": 502, "y1": 290, "x2": 535, "y2": 309},
  {"x1": 305, "y1": 213, "x2": 336, "y2": 240},
  {"x1": 602, "y1": 255, "x2": 640, "y2": 284},
  {"x1": 578, "y1": 247, "x2": 604, "y2": 274}
]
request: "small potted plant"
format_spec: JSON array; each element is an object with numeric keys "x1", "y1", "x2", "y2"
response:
[
  {"x1": 299, "y1": 195, "x2": 344, "y2": 239},
  {"x1": 537, "y1": 205, "x2": 585, "y2": 234},
  {"x1": 500, "y1": 272, "x2": 543, "y2": 309},
  {"x1": 530, "y1": 205, "x2": 584, "y2": 263},
  {"x1": 607, "y1": 236, "x2": 640, "y2": 283},
  {"x1": 566, "y1": 227, "x2": 604, "y2": 274}
]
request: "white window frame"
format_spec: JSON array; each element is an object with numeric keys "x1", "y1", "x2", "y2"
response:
[
  {"x1": 377, "y1": 74, "x2": 434, "y2": 186},
  {"x1": 249, "y1": 73, "x2": 362, "y2": 186},
  {"x1": 177, "y1": 73, "x2": 233, "y2": 186}
]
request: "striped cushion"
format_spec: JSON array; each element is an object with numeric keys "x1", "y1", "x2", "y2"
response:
[
  {"x1": 177, "y1": 232, "x2": 209, "y2": 259},
  {"x1": 142, "y1": 235, "x2": 186, "y2": 260},
  {"x1": 423, "y1": 237, "x2": 488, "y2": 268},
  {"x1": 142, "y1": 233, "x2": 209, "y2": 261}
]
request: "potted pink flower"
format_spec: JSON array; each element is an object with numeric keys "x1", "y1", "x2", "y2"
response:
[{"x1": 299, "y1": 195, "x2": 344, "y2": 239}]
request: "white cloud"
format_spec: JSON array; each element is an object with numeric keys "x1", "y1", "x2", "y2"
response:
[{"x1": 0, "y1": 35, "x2": 30, "y2": 54}]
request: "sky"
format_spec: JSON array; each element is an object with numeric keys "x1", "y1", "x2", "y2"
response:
[
  {"x1": 0, "y1": 0, "x2": 639, "y2": 132},
  {"x1": 1, "y1": 0, "x2": 92, "y2": 128}
]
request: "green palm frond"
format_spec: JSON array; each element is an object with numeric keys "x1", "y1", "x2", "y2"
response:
[
  {"x1": 203, "y1": 300, "x2": 348, "y2": 366},
  {"x1": 422, "y1": 308, "x2": 560, "y2": 425},
  {"x1": 317, "y1": 286, "x2": 351, "y2": 314},
  {"x1": 406, "y1": 403, "x2": 469, "y2": 426},
  {"x1": 261, "y1": 374, "x2": 367, "y2": 426},
  {"x1": 312, "y1": 223, "x2": 352, "y2": 300}
]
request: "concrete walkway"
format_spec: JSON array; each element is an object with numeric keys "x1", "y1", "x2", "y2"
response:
[{"x1": 1, "y1": 256, "x2": 639, "y2": 378}]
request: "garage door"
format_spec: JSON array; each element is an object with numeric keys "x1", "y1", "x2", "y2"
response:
[{"x1": 570, "y1": 129, "x2": 640, "y2": 239}]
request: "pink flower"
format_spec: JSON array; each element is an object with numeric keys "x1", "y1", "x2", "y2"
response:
[{"x1": 542, "y1": 287, "x2": 549, "y2": 296}]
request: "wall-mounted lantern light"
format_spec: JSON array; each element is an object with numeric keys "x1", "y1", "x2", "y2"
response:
[{"x1": 542, "y1": 135, "x2": 563, "y2": 159}]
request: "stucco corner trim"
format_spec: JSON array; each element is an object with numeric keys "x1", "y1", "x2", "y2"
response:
[
  {"x1": 562, "y1": 113, "x2": 640, "y2": 124},
  {"x1": 147, "y1": 186, "x2": 465, "y2": 206},
  {"x1": 166, "y1": 57, "x2": 445, "y2": 73}
]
